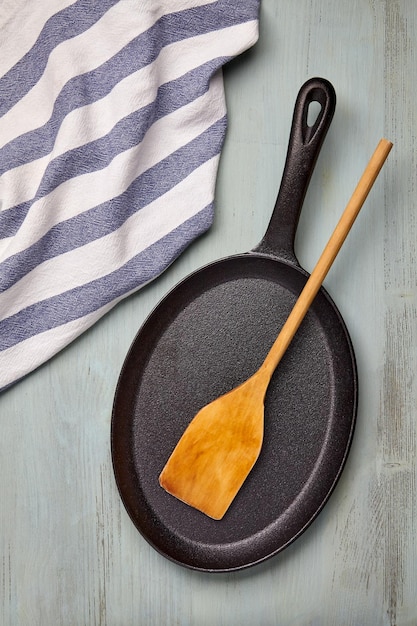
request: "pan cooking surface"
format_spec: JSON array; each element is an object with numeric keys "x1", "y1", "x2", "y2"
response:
[{"x1": 111, "y1": 255, "x2": 357, "y2": 571}]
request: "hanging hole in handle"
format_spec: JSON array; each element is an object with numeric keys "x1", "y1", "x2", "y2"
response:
[{"x1": 307, "y1": 100, "x2": 322, "y2": 127}]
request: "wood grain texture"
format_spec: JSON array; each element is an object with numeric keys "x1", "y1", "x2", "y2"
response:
[{"x1": 1, "y1": 1, "x2": 417, "y2": 624}]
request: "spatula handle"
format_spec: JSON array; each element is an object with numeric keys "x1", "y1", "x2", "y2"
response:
[{"x1": 261, "y1": 138, "x2": 393, "y2": 376}]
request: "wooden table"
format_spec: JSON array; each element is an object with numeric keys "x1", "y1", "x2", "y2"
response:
[{"x1": 1, "y1": 1, "x2": 416, "y2": 624}]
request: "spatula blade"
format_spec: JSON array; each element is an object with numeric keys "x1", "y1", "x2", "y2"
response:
[{"x1": 159, "y1": 376, "x2": 266, "y2": 520}]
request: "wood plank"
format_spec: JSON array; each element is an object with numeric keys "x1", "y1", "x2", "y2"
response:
[{"x1": 1, "y1": 1, "x2": 416, "y2": 624}]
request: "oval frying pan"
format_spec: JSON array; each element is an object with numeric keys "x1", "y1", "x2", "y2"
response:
[{"x1": 111, "y1": 77, "x2": 358, "y2": 572}]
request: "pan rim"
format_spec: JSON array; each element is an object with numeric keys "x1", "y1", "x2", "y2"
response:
[{"x1": 111, "y1": 252, "x2": 358, "y2": 573}]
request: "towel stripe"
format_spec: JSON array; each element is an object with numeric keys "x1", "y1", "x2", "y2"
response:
[
  {"x1": 1, "y1": 72, "x2": 226, "y2": 263},
  {"x1": 0, "y1": 21, "x2": 253, "y2": 219},
  {"x1": 0, "y1": 0, "x2": 119, "y2": 117},
  {"x1": 0, "y1": 0, "x2": 260, "y2": 391},
  {"x1": 0, "y1": 58, "x2": 227, "y2": 241},
  {"x1": 1, "y1": 156, "x2": 220, "y2": 322},
  {"x1": 0, "y1": 57, "x2": 227, "y2": 197},
  {"x1": 0, "y1": 0, "x2": 223, "y2": 119},
  {"x1": 0, "y1": 202, "x2": 214, "y2": 351},
  {"x1": 0, "y1": 0, "x2": 256, "y2": 145},
  {"x1": 1, "y1": 116, "x2": 226, "y2": 292},
  {"x1": 0, "y1": 203, "x2": 214, "y2": 391},
  {"x1": 0, "y1": 0, "x2": 76, "y2": 76}
]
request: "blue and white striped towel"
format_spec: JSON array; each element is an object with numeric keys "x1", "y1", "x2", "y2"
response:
[{"x1": 0, "y1": 0, "x2": 260, "y2": 391}]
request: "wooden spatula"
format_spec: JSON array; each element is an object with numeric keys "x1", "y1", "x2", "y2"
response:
[{"x1": 159, "y1": 139, "x2": 393, "y2": 520}]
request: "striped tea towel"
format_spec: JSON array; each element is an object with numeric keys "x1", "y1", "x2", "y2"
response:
[{"x1": 0, "y1": 0, "x2": 260, "y2": 391}]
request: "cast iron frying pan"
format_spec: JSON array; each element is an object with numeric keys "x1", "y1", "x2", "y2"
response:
[{"x1": 111, "y1": 77, "x2": 358, "y2": 572}]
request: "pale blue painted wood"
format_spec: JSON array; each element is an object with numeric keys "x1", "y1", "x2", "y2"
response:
[{"x1": 1, "y1": 1, "x2": 417, "y2": 624}]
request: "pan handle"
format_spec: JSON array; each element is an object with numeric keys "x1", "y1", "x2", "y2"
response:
[{"x1": 254, "y1": 77, "x2": 336, "y2": 264}]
